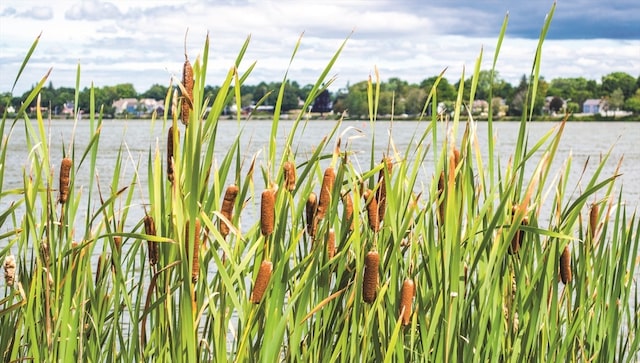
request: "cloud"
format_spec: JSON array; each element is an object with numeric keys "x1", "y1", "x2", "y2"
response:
[
  {"x1": 65, "y1": 1, "x2": 121, "y2": 20},
  {"x1": 0, "y1": 6, "x2": 53, "y2": 20}
]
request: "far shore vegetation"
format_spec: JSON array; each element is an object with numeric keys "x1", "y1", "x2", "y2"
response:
[{"x1": 2, "y1": 70, "x2": 639, "y2": 121}]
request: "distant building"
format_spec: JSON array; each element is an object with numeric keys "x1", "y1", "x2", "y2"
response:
[
  {"x1": 582, "y1": 99, "x2": 605, "y2": 114},
  {"x1": 112, "y1": 98, "x2": 164, "y2": 116},
  {"x1": 112, "y1": 98, "x2": 139, "y2": 115}
]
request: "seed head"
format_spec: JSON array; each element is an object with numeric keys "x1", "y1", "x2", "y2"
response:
[
  {"x1": 362, "y1": 251, "x2": 380, "y2": 303},
  {"x1": 261, "y1": 189, "x2": 276, "y2": 236},
  {"x1": 560, "y1": 245, "x2": 572, "y2": 284},
  {"x1": 167, "y1": 126, "x2": 179, "y2": 183},
  {"x1": 144, "y1": 215, "x2": 158, "y2": 266},
  {"x1": 250, "y1": 260, "x2": 273, "y2": 304},
  {"x1": 327, "y1": 228, "x2": 336, "y2": 259},
  {"x1": 316, "y1": 167, "x2": 335, "y2": 220},
  {"x1": 342, "y1": 191, "x2": 354, "y2": 231},
  {"x1": 399, "y1": 278, "x2": 415, "y2": 326},
  {"x1": 181, "y1": 57, "x2": 194, "y2": 125},
  {"x1": 59, "y1": 158, "x2": 72, "y2": 204},
  {"x1": 186, "y1": 219, "x2": 201, "y2": 283},
  {"x1": 363, "y1": 190, "x2": 380, "y2": 232},
  {"x1": 589, "y1": 202, "x2": 599, "y2": 240},
  {"x1": 283, "y1": 161, "x2": 296, "y2": 192},
  {"x1": 306, "y1": 192, "x2": 318, "y2": 237},
  {"x1": 4, "y1": 255, "x2": 16, "y2": 286},
  {"x1": 220, "y1": 184, "x2": 239, "y2": 239}
]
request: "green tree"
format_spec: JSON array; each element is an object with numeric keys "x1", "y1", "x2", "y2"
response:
[
  {"x1": 420, "y1": 76, "x2": 457, "y2": 102},
  {"x1": 623, "y1": 89, "x2": 640, "y2": 113},
  {"x1": 601, "y1": 72, "x2": 636, "y2": 98},
  {"x1": 608, "y1": 88, "x2": 624, "y2": 111},
  {"x1": 141, "y1": 84, "x2": 169, "y2": 100}
]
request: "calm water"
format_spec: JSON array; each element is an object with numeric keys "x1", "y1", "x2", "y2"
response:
[{"x1": 3, "y1": 119, "x2": 639, "y2": 211}]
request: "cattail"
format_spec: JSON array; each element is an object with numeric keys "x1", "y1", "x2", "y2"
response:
[
  {"x1": 376, "y1": 157, "x2": 392, "y2": 223},
  {"x1": 144, "y1": 215, "x2": 158, "y2": 266},
  {"x1": 283, "y1": 161, "x2": 296, "y2": 192},
  {"x1": 509, "y1": 217, "x2": 528, "y2": 255},
  {"x1": 261, "y1": 189, "x2": 275, "y2": 236},
  {"x1": 95, "y1": 255, "x2": 104, "y2": 285},
  {"x1": 113, "y1": 236, "x2": 122, "y2": 254},
  {"x1": 4, "y1": 255, "x2": 16, "y2": 286},
  {"x1": 452, "y1": 147, "x2": 461, "y2": 171},
  {"x1": 399, "y1": 278, "x2": 415, "y2": 326},
  {"x1": 59, "y1": 157, "x2": 72, "y2": 204},
  {"x1": 167, "y1": 126, "x2": 178, "y2": 183},
  {"x1": 250, "y1": 260, "x2": 273, "y2": 303},
  {"x1": 589, "y1": 202, "x2": 599, "y2": 240},
  {"x1": 363, "y1": 251, "x2": 379, "y2": 303},
  {"x1": 186, "y1": 220, "x2": 201, "y2": 283},
  {"x1": 220, "y1": 184, "x2": 239, "y2": 239},
  {"x1": 437, "y1": 171, "x2": 445, "y2": 225},
  {"x1": 316, "y1": 167, "x2": 335, "y2": 220},
  {"x1": 342, "y1": 191, "x2": 354, "y2": 231},
  {"x1": 306, "y1": 192, "x2": 318, "y2": 237},
  {"x1": 560, "y1": 245, "x2": 572, "y2": 284},
  {"x1": 327, "y1": 228, "x2": 336, "y2": 259},
  {"x1": 363, "y1": 190, "x2": 380, "y2": 232},
  {"x1": 181, "y1": 56, "x2": 194, "y2": 125}
]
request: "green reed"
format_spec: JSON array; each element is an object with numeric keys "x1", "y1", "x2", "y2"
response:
[{"x1": 1, "y1": 3, "x2": 639, "y2": 361}]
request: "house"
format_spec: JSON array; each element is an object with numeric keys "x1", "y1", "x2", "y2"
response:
[
  {"x1": 112, "y1": 98, "x2": 139, "y2": 115},
  {"x1": 471, "y1": 99, "x2": 489, "y2": 114},
  {"x1": 61, "y1": 102, "x2": 75, "y2": 117},
  {"x1": 583, "y1": 99, "x2": 605, "y2": 114}
]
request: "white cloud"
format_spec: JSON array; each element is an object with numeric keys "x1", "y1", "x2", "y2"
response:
[{"x1": 0, "y1": 0, "x2": 638, "y2": 95}]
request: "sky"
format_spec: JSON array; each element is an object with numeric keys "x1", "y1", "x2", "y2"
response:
[{"x1": 1, "y1": 0, "x2": 639, "y2": 96}]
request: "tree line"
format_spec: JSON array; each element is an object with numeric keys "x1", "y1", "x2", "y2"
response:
[{"x1": 2, "y1": 70, "x2": 639, "y2": 118}]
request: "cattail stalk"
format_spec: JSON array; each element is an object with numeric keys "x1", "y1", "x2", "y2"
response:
[
  {"x1": 316, "y1": 167, "x2": 335, "y2": 220},
  {"x1": 589, "y1": 202, "x2": 599, "y2": 240},
  {"x1": 220, "y1": 184, "x2": 239, "y2": 239},
  {"x1": 167, "y1": 126, "x2": 178, "y2": 183},
  {"x1": 261, "y1": 189, "x2": 275, "y2": 236},
  {"x1": 437, "y1": 171, "x2": 445, "y2": 226},
  {"x1": 283, "y1": 161, "x2": 296, "y2": 192},
  {"x1": 560, "y1": 245, "x2": 572, "y2": 284},
  {"x1": 376, "y1": 157, "x2": 392, "y2": 223},
  {"x1": 327, "y1": 228, "x2": 336, "y2": 259},
  {"x1": 509, "y1": 217, "x2": 528, "y2": 255},
  {"x1": 59, "y1": 158, "x2": 72, "y2": 204},
  {"x1": 181, "y1": 55, "x2": 194, "y2": 125},
  {"x1": 250, "y1": 260, "x2": 273, "y2": 303},
  {"x1": 4, "y1": 255, "x2": 16, "y2": 286},
  {"x1": 399, "y1": 278, "x2": 415, "y2": 326},
  {"x1": 306, "y1": 192, "x2": 318, "y2": 237},
  {"x1": 363, "y1": 251, "x2": 379, "y2": 303},
  {"x1": 186, "y1": 220, "x2": 201, "y2": 283},
  {"x1": 342, "y1": 191, "x2": 354, "y2": 231},
  {"x1": 363, "y1": 190, "x2": 380, "y2": 232},
  {"x1": 144, "y1": 215, "x2": 158, "y2": 266}
]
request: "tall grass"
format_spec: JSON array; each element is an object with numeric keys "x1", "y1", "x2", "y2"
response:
[{"x1": 2, "y1": 4, "x2": 639, "y2": 361}]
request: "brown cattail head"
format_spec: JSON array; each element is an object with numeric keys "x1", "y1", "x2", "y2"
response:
[
  {"x1": 59, "y1": 157, "x2": 72, "y2": 204},
  {"x1": 376, "y1": 157, "x2": 393, "y2": 223},
  {"x1": 399, "y1": 278, "x2": 415, "y2": 326},
  {"x1": 283, "y1": 161, "x2": 296, "y2": 192},
  {"x1": 342, "y1": 191, "x2": 354, "y2": 231},
  {"x1": 452, "y1": 147, "x2": 461, "y2": 171},
  {"x1": 560, "y1": 245, "x2": 572, "y2": 284},
  {"x1": 4, "y1": 255, "x2": 16, "y2": 286},
  {"x1": 181, "y1": 57, "x2": 194, "y2": 126},
  {"x1": 363, "y1": 190, "x2": 380, "y2": 232},
  {"x1": 509, "y1": 217, "x2": 528, "y2": 255},
  {"x1": 316, "y1": 167, "x2": 336, "y2": 220},
  {"x1": 327, "y1": 228, "x2": 336, "y2": 259},
  {"x1": 113, "y1": 236, "x2": 122, "y2": 254},
  {"x1": 306, "y1": 192, "x2": 318, "y2": 237},
  {"x1": 362, "y1": 251, "x2": 380, "y2": 303},
  {"x1": 167, "y1": 126, "x2": 178, "y2": 183},
  {"x1": 144, "y1": 215, "x2": 158, "y2": 266},
  {"x1": 261, "y1": 189, "x2": 276, "y2": 236},
  {"x1": 250, "y1": 260, "x2": 273, "y2": 304},
  {"x1": 186, "y1": 219, "x2": 201, "y2": 283},
  {"x1": 220, "y1": 184, "x2": 239, "y2": 239},
  {"x1": 437, "y1": 171, "x2": 445, "y2": 225},
  {"x1": 589, "y1": 202, "x2": 599, "y2": 240}
]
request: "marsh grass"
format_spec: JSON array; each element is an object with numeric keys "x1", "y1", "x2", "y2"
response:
[{"x1": 1, "y1": 3, "x2": 639, "y2": 361}]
